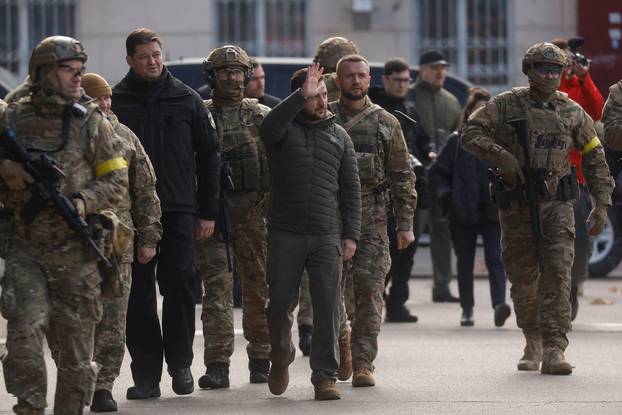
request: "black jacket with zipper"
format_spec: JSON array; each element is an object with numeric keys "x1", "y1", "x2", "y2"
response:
[{"x1": 112, "y1": 68, "x2": 220, "y2": 220}]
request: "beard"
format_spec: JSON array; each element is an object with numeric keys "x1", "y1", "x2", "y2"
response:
[
  {"x1": 342, "y1": 88, "x2": 367, "y2": 101},
  {"x1": 301, "y1": 108, "x2": 325, "y2": 121}
]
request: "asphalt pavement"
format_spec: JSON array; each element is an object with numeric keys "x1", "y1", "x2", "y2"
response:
[{"x1": 1, "y1": 249, "x2": 622, "y2": 414}]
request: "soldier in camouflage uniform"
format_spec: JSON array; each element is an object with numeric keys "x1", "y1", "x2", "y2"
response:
[
  {"x1": 462, "y1": 43, "x2": 614, "y2": 375},
  {"x1": 5, "y1": 78, "x2": 32, "y2": 105},
  {"x1": 80, "y1": 73, "x2": 162, "y2": 412},
  {"x1": 0, "y1": 36, "x2": 128, "y2": 415},
  {"x1": 295, "y1": 37, "x2": 361, "y2": 355},
  {"x1": 330, "y1": 54, "x2": 417, "y2": 387},
  {"x1": 195, "y1": 45, "x2": 271, "y2": 388},
  {"x1": 603, "y1": 80, "x2": 622, "y2": 150}
]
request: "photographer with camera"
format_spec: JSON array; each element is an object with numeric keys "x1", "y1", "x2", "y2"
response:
[{"x1": 551, "y1": 37, "x2": 606, "y2": 321}]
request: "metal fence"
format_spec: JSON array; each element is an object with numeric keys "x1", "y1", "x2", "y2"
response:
[
  {"x1": 415, "y1": 0, "x2": 509, "y2": 89},
  {"x1": 0, "y1": 0, "x2": 77, "y2": 77},
  {"x1": 216, "y1": 0, "x2": 306, "y2": 57}
]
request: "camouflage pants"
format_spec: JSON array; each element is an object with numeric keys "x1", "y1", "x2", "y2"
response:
[
  {"x1": 500, "y1": 201, "x2": 574, "y2": 351},
  {"x1": 93, "y1": 262, "x2": 132, "y2": 391},
  {"x1": 48, "y1": 263, "x2": 132, "y2": 393},
  {"x1": 340, "y1": 195, "x2": 391, "y2": 371},
  {"x1": 1, "y1": 236, "x2": 102, "y2": 414},
  {"x1": 196, "y1": 211, "x2": 270, "y2": 365}
]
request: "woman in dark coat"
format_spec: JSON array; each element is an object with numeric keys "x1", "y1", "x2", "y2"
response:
[{"x1": 429, "y1": 88, "x2": 511, "y2": 327}]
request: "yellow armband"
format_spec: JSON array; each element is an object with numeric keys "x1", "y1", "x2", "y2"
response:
[
  {"x1": 582, "y1": 136, "x2": 601, "y2": 155},
  {"x1": 95, "y1": 157, "x2": 128, "y2": 177}
]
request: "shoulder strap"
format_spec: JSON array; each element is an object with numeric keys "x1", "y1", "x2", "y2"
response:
[{"x1": 341, "y1": 103, "x2": 383, "y2": 132}]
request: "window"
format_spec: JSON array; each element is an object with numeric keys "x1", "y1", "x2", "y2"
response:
[
  {"x1": 415, "y1": 0, "x2": 510, "y2": 88},
  {"x1": 216, "y1": 0, "x2": 306, "y2": 57},
  {"x1": 0, "y1": 0, "x2": 77, "y2": 77}
]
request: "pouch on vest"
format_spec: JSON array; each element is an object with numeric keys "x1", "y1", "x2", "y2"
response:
[
  {"x1": 224, "y1": 148, "x2": 261, "y2": 192},
  {"x1": 89, "y1": 210, "x2": 133, "y2": 298}
]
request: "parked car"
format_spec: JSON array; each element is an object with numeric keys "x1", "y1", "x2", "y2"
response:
[
  {"x1": 165, "y1": 56, "x2": 473, "y2": 105},
  {"x1": 588, "y1": 149, "x2": 622, "y2": 278}
]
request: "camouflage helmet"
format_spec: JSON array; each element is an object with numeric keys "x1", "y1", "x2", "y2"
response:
[
  {"x1": 314, "y1": 37, "x2": 359, "y2": 72},
  {"x1": 203, "y1": 45, "x2": 252, "y2": 85},
  {"x1": 522, "y1": 42, "x2": 567, "y2": 75},
  {"x1": 29, "y1": 36, "x2": 87, "y2": 82}
]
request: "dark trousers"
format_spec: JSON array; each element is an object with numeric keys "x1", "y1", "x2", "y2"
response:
[
  {"x1": 572, "y1": 185, "x2": 592, "y2": 287},
  {"x1": 450, "y1": 220, "x2": 506, "y2": 310},
  {"x1": 266, "y1": 229, "x2": 342, "y2": 383},
  {"x1": 126, "y1": 212, "x2": 197, "y2": 384},
  {"x1": 385, "y1": 214, "x2": 419, "y2": 312}
]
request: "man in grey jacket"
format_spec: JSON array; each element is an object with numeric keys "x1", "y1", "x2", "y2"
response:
[{"x1": 259, "y1": 63, "x2": 361, "y2": 401}]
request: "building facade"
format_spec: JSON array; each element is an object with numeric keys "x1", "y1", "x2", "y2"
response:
[{"x1": 1, "y1": 0, "x2": 580, "y2": 93}]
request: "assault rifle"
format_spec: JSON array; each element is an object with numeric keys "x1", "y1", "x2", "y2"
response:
[
  {"x1": 218, "y1": 161, "x2": 235, "y2": 272},
  {"x1": 0, "y1": 128, "x2": 111, "y2": 267},
  {"x1": 507, "y1": 119, "x2": 546, "y2": 264}
]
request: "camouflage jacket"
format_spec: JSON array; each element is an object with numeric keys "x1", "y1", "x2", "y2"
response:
[
  {"x1": 323, "y1": 73, "x2": 341, "y2": 103},
  {"x1": 0, "y1": 89, "x2": 129, "y2": 239},
  {"x1": 603, "y1": 80, "x2": 622, "y2": 151},
  {"x1": 463, "y1": 87, "x2": 613, "y2": 207},
  {"x1": 330, "y1": 96, "x2": 417, "y2": 231},
  {"x1": 108, "y1": 113, "x2": 162, "y2": 255}
]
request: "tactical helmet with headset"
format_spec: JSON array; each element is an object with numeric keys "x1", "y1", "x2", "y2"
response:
[
  {"x1": 29, "y1": 35, "x2": 88, "y2": 83},
  {"x1": 521, "y1": 42, "x2": 567, "y2": 75},
  {"x1": 203, "y1": 45, "x2": 253, "y2": 87}
]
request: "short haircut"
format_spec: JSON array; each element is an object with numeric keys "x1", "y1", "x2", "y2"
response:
[
  {"x1": 384, "y1": 58, "x2": 410, "y2": 76},
  {"x1": 291, "y1": 68, "x2": 307, "y2": 92},
  {"x1": 336, "y1": 54, "x2": 369, "y2": 76},
  {"x1": 249, "y1": 57, "x2": 262, "y2": 70},
  {"x1": 126, "y1": 28, "x2": 162, "y2": 56}
]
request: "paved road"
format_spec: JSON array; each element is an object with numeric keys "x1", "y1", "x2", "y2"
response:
[{"x1": 1, "y1": 274, "x2": 622, "y2": 414}]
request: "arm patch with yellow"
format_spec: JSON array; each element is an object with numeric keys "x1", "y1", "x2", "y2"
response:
[
  {"x1": 95, "y1": 157, "x2": 128, "y2": 177},
  {"x1": 582, "y1": 136, "x2": 601, "y2": 155}
]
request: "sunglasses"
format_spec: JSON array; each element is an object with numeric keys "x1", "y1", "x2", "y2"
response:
[{"x1": 533, "y1": 64, "x2": 562, "y2": 77}]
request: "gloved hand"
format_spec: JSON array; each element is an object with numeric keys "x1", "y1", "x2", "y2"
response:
[
  {"x1": 587, "y1": 205, "x2": 608, "y2": 236},
  {"x1": 72, "y1": 197, "x2": 86, "y2": 218},
  {"x1": 495, "y1": 151, "x2": 525, "y2": 187},
  {"x1": 0, "y1": 159, "x2": 33, "y2": 191}
]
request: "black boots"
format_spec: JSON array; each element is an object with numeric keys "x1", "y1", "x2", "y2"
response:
[
  {"x1": 168, "y1": 367, "x2": 194, "y2": 395},
  {"x1": 460, "y1": 308, "x2": 474, "y2": 326},
  {"x1": 494, "y1": 303, "x2": 512, "y2": 327},
  {"x1": 249, "y1": 358, "x2": 270, "y2": 383},
  {"x1": 386, "y1": 305, "x2": 418, "y2": 323},
  {"x1": 90, "y1": 390, "x2": 117, "y2": 412},
  {"x1": 126, "y1": 382, "x2": 161, "y2": 400},
  {"x1": 199, "y1": 362, "x2": 230, "y2": 389},
  {"x1": 298, "y1": 325, "x2": 312, "y2": 356}
]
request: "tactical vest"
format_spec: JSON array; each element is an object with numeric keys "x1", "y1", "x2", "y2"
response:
[
  {"x1": 508, "y1": 87, "x2": 574, "y2": 195},
  {"x1": 205, "y1": 98, "x2": 269, "y2": 193},
  {"x1": 4, "y1": 94, "x2": 100, "y2": 205},
  {"x1": 330, "y1": 101, "x2": 387, "y2": 191}
]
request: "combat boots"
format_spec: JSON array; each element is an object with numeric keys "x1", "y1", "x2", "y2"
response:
[
  {"x1": 517, "y1": 332, "x2": 542, "y2": 371},
  {"x1": 13, "y1": 400, "x2": 44, "y2": 415},
  {"x1": 90, "y1": 389, "x2": 118, "y2": 412},
  {"x1": 198, "y1": 362, "x2": 230, "y2": 389},
  {"x1": 313, "y1": 379, "x2": 341, "y2": 400},
  {"x1": 352, "y1": 368, "x2": 375, "y2": 387},
  {"x1": 268, "y1": 364, "x2": 289, "y2": 395},
  {"x1": 249, "y1": 358, "x2": 270, "y2": 383},
  {"x1": 338, "y1": 328, "x2": 352, "y2": 381},
  {"x1": 541, "y1": 348, "x2": 573, "y2": 375}
]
